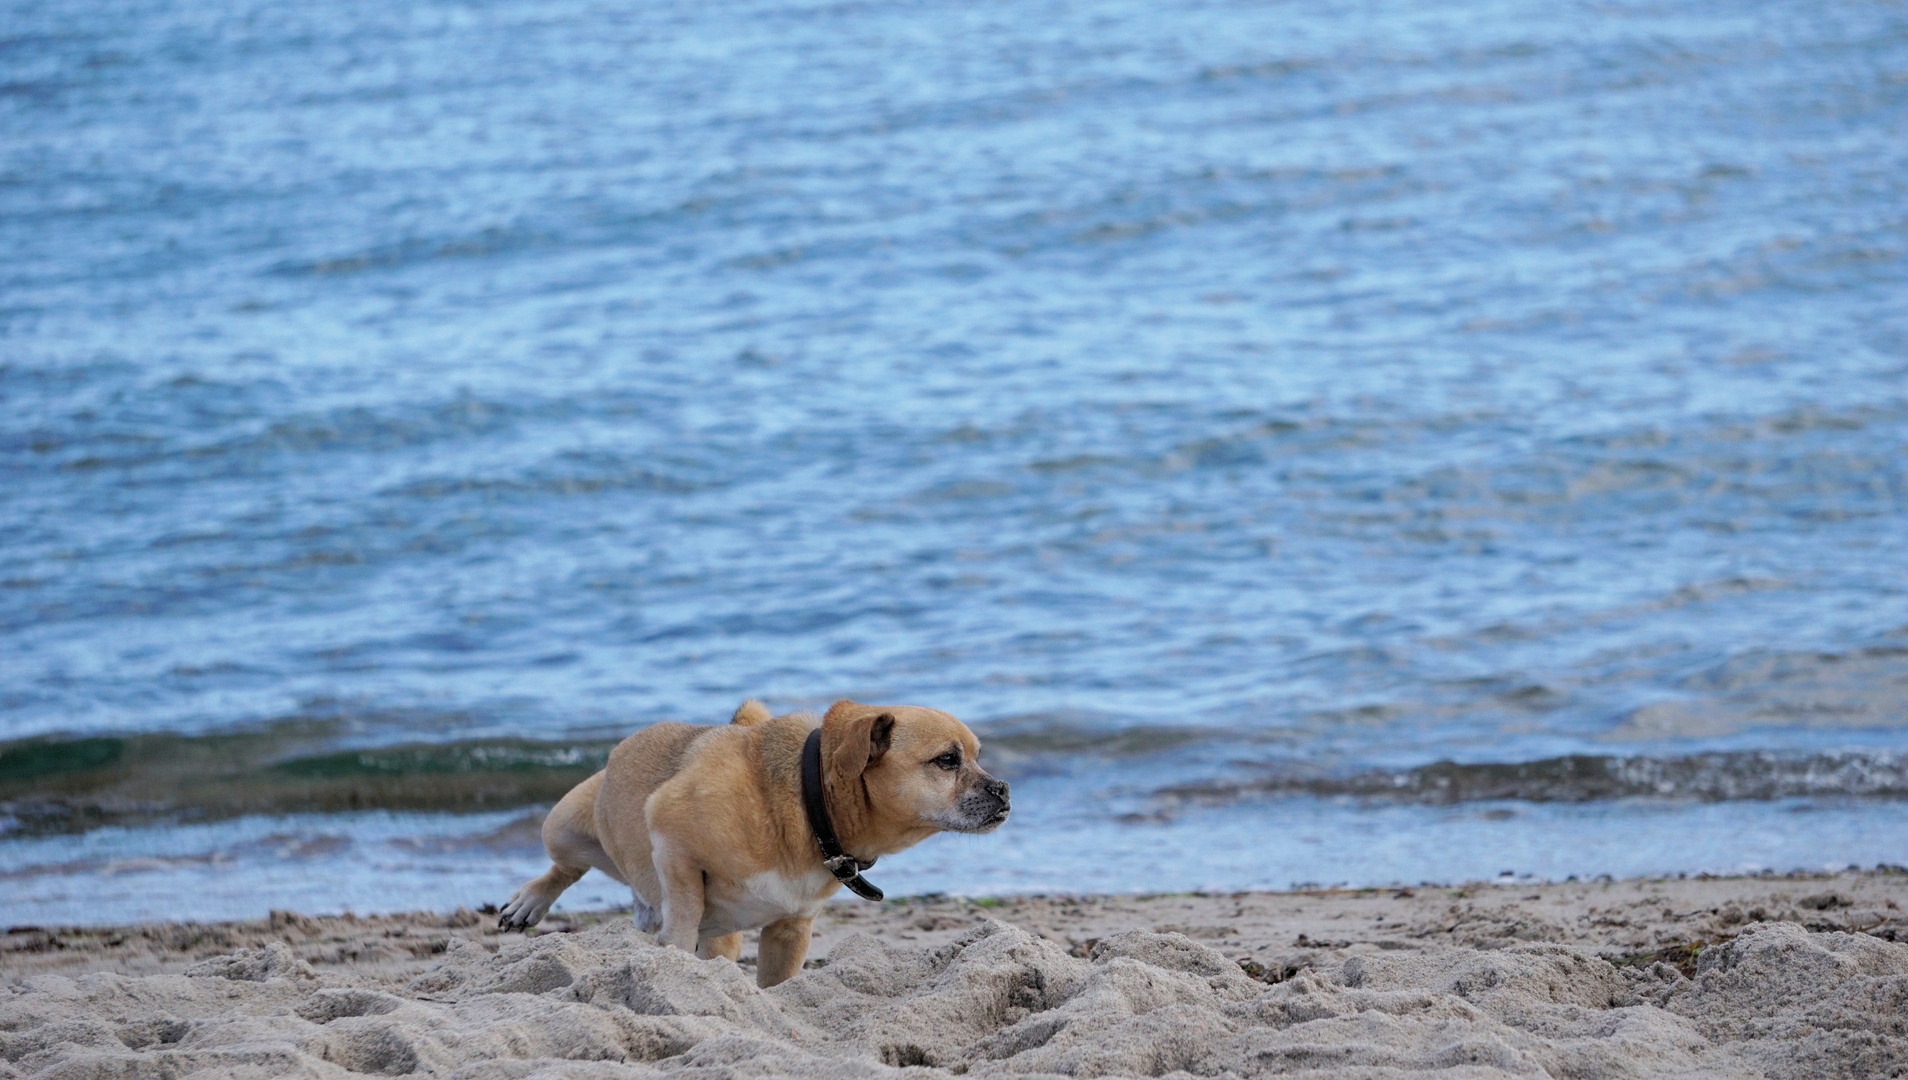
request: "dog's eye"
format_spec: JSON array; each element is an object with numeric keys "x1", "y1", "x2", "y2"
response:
[{"x1": 931, "y1": 751, "x2": 961, "y2": 771}]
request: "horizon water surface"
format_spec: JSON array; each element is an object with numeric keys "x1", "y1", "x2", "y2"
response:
[{"x1": 3, "y1": 0, "x2": 1907, "y2": 924}]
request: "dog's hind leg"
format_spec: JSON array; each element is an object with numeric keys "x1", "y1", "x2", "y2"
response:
[
  {"x1": 499, "y1": 772, "x2": 619, "y2": 931},
  {"x1": 499, "y1": 862, "x2": 586, "y2": 931}
]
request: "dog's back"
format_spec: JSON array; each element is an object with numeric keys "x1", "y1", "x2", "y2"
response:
[{"x1": 601, "y1": 721, "x2": 712, "y2": 809}]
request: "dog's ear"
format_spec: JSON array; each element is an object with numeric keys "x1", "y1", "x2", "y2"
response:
[{"x1": 822, "y1": 702, "x2": 895, "y2": 782}]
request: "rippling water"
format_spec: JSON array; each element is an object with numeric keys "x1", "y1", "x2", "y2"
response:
[{"x1": 4, "y1": 0, "x2": 1907, "y2": 922}]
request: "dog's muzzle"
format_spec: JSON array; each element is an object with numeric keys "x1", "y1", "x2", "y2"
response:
[{"x1": 952, "y1": 775, "x2": 1011, "y2": 832}]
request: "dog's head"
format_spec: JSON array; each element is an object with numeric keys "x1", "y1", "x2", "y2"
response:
[{"x1": 821, "y1": 701, "x2": 1010, "y2": 848}]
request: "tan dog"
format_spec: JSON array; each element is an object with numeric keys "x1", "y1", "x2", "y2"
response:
[{"x1": 497, "y1": 700, "x2": 1010, "y2": 986}]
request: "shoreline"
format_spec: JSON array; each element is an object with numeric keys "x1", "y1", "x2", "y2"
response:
[
  {"x1": 11, "y1": 800, "x2": 1908, "y2": 931},
  {"x1": 6, "y1": 870, "x2": 1906, "y2": 1077},
  {"x1": 6, "y1": 868, "x2": 1906, "y2": 983}
]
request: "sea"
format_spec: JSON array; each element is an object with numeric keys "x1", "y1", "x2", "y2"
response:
[{"x1": 3, "y1": 0, "x2": 1907, "y2": 926}]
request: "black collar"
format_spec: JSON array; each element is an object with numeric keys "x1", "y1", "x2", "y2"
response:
[{"x1": 801, "y1": 727, "x2": 884, "y2": 901}]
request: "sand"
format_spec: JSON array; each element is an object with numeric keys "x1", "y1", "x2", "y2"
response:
[{"x1": 5, "y1": 870, "x2": 1907, "y2": 1078}]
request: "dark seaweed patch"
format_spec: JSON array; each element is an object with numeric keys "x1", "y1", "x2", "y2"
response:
[
  {"x1": 1610, "y1": 940, "x2": 1708, "y2": 978},
  {"x1": 0, "y1": 737, "x2": 126, "y2": 782}
]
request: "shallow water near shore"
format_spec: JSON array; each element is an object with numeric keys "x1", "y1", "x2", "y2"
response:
[
  {"x1": 3, "y1": 0, "x2": 1907, "y2": 921},
  {"x1": 6, "y1": 786, "x2": 1908, "y2": 927}
]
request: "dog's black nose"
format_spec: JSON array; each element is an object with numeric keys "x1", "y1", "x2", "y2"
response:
[{"x1": 983, "y1": 777, "x2": 1010, "y2": 803}]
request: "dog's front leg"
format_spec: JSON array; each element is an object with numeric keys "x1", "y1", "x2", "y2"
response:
[
  {"x1": 755, "y1": 916, "x2": 812, "y2": 987},
  {"x1": 698, "y1": 932, "x2": 742, "y2": 961},
  {"x1": 651, "y1": 843, "x2": 705, "y2": 952}
]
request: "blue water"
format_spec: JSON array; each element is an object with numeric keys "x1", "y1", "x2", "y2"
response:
[{"x1": 4, "y1": 0, "x2": 1907, "y2": 922}]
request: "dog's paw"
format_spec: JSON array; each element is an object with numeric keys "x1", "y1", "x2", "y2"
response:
[{"x1": 497, "y1": 885, "x2": 553, "y2": 932}]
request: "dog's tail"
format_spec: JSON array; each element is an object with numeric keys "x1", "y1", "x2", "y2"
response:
[{"x1": 730, "y1": 699, "x2": 773, "y2": 726}]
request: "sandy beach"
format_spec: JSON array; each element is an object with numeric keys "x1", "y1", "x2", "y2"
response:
[{"x1": 5, "y1": 869, "x2": 1905, "y2": 1078}]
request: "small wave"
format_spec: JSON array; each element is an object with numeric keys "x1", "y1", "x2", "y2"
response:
[
  {"x1": 0, "y1": 729, "x2": 614, "y2": 837},
  {"x1": 982, "y1": 719, "x2": 1221, "y2": 758},
  {"x1": 382, "y1": 466, "x2": 707, "y2": 500},
  {"x1": 269, "y1": 227, "x2": 549, "y2": 278},
  {"x1": 1153, "y1": 751, "x2": 1908, "y2": 808}
]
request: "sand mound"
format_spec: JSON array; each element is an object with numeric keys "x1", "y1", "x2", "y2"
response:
[
  {"x1": 1668, "y1": 921, "x2": 1908, "y2": 1079},
  {"x1": 4, "y1": 918, "x2": 1905, "y2": 1078}
]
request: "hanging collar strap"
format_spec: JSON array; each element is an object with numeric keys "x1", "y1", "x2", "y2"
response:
[{"x1": 801, "y1": 727, "x2": 884, "y2": 901}]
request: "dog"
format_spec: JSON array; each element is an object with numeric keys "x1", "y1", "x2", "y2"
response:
[{"x1": 497, "y1": 699, "x2": 1010, "y2": 986}]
